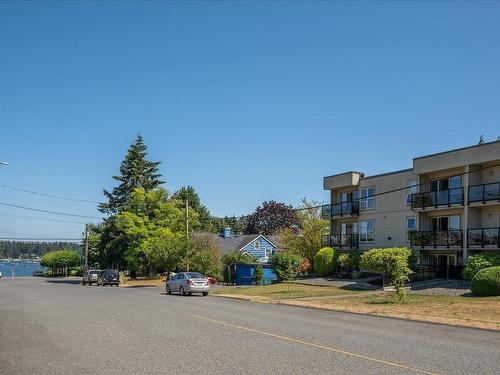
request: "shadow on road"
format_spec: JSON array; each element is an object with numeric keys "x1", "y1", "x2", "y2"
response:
[
  {"x1": 44, "y1": 279, "x2": 81, "y2": 285},
  {"x1": 159, "y1": 292, "x2": 205, "y2": 297}
]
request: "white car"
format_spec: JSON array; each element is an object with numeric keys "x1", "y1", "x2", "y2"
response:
[
  {"x1": 166, "y1": 272, "x2": 210, "y2": 296},
  {"x1": 82, "y1": 270, "x2": 101, "y2": 285}
]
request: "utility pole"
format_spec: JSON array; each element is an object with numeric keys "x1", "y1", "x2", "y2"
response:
[
  {"x1": 185, "y1": 200, "x2": 189, "y2": 271},
  {"x1": 84, "y1": 223, "x2": 89, "y2": 271},
  {"x1": 185, "y1": 199, "x2": 189, "y2": 239}
]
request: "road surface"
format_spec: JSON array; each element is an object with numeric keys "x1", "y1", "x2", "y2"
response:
[{"x1": 1, "y1": 277, "x2": 498, "y2": 375}]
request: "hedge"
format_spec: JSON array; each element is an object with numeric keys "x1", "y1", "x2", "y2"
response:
[
  {"x1": 470, "y1": 266, "x2": 500, "y2": 297},
  {"x1": 463, "y1": 254, "x2": 500, "y2": 280},
  {"x1": 313, "y1": 247, "x2": 335, "y2": 277}
]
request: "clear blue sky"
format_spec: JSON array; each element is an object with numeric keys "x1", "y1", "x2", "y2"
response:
[{"x1": 1, "y1": 1, "x2": 499, "y2": 240}]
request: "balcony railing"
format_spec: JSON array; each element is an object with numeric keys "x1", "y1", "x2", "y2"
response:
[
  {"x1": 468, "y1": 182, "x2": 500, "y2": 204},
  {"x1": 321, "y1": 234, "x2": 359, "y2": 249},
  {"x1": 321, "y1": 201, "x2": 359, "y2": 219},
  {"x1": 467, "y1": 228, "x2": 500, "y2": 248},
  {"x1": 410, "y1": 188, "x2": 464, "y2": 209},
  {"x1": 409, "y1": 230, "x2": 463, "y2": 248}
]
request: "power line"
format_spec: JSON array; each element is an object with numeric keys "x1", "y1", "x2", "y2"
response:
[
  {"x1": 0, "y1": 184, "x2": 100, "y2": 204},
  {"x1": 0, "y1": 201, "x2": 103, "y2": 220},
  {"x1": 0, "y1": 211, "x2": 91, "y2": 225}
]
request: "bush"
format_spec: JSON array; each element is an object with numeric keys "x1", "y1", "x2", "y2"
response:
[
  {"x1": 463, "y1": 254, "x2": 500, "y2": 280},
  {"x1": 348, "y1": 251, "x2": 361, "y2": 271},
  {"x1": 360, "y1": 247, "x2": 412, "y2": 301},
  {"x1": 298, "y1": 258, "x2": 312, "y2": 276},
  {"x1": 471, "y1": 266, "x2": 500, "y2": 296},
  {"x1": 253, "y1": 264, "x2": 263, "y2": 285},
  {"x1": 313, "y1": 247, "x2": 335, "y2": 277},
  {"x1": 271, "y1": 252, "x2": 304, "y2": 281},
  {"x1": 338, "y1": 253, "x2": 350, "y2": 269}
]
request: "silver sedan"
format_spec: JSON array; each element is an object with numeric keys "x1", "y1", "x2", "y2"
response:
[{"x1": 166, "y1": 272, "x2": 210, "y2": 296}]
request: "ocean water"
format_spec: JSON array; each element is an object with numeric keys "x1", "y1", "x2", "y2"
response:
[{"x1": 0, "y1": 260, "x2": 45, "y2": 277}]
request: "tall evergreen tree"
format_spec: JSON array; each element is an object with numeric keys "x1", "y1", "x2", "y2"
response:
[
  {"x1": 99, "y1": 134, "x2": 164, "y2": 215},
  {"x1": 172, "y1": 186, "x2": 213, "y2": 231}
]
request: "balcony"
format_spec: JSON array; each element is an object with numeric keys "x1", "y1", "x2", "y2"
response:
[
  {"x1": 468, "y1": 182, "x2": 500, "y2": 204},
  {"x1": 467, "y1": 228, "x2": 500, "y2": 248},
  {"x1": 321, "y1": 201, "x2": 359, "y2": 219},
  {"x1": 411, "y1": 188, "x2": 464, "y2": 210},
  {"x1": 409, "y1": 230, "x2": 463, "y2": 248},
  {"x1": 321, "y1": 234, "x2": 359, "y2": 249}
]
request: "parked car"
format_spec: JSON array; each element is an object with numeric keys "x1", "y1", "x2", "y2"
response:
[
  {"x1": 206, "y1": 276, "x2": 216, "y2": 285},
  {"x1": 82, "y1": 270, "x2": 101, "y2": 285},
  {"x1": 166, "y1": 272, "x2": 210, "y2": 296},
  {"x1": 98, "y1": 269, "x2": 119, "y2": 286},
  {"x1": 32, "y1": 270, "x2": 44, "y2": 277}
]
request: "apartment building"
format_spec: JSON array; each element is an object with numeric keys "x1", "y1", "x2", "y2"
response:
[{"x1": 321, "y1": 140, "x2": 500, "y2": 268}]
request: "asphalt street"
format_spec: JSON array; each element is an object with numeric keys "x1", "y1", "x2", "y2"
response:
[{"x1": 0, "y1": 277, "x2": 498, "y2": 375}]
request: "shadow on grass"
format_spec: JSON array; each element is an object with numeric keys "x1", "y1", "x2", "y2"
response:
[{"x1": 366, "y1": 299, "x2": 396, "y2": 305}]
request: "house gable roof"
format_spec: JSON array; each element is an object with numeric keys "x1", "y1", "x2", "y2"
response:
[{"x1": 193, "y1": 232, "x2": 279, "y2": 256}]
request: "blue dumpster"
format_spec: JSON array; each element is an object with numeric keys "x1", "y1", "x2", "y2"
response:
[{"x1": 235, "y1": 263, "x2": 278, "y2": 285}]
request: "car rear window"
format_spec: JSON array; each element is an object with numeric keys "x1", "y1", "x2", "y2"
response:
[{"x1": 186, "y1": 272, "x2": 204, "y2": 279}]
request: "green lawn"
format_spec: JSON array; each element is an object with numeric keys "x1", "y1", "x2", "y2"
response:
[
  {"x1": 212, "y1": 283, "x2": 500, "y2": 330},
  {"x1": 212, "y1": 282, "x2": 365, "y2": 300}
]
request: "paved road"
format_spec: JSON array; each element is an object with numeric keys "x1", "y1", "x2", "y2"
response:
[{"x1": 1, "y1": 278, "x2": 498, "y2": 375}]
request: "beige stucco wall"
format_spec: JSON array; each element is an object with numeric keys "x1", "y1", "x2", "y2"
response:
[
  {"x1": 324, "y1": 172, "x2": 361, "y2": 190},
  {"x1": 482, "y1": 164, "x2": 500, "y2": 184},
  {"x1": 481, "y1": 207, "x2": 500, "y2": 228},
  {"x1": 413, "y1": 141, "x2": 500, "y2": 175}
]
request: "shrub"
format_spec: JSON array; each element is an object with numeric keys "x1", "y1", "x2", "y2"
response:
[
  {"x1": 313, "y1": 247, "x2": 335, "y2": 277},
  {"x1": 360, "y1": 247, "x2": 412, "y2": 301},
  {"x1": 338, "y1": 253, "x2": 350, "y2": 269},
  {"x1": 298, "y1": 258, "x2": 312, "y2": 276},
  {"x1": 471, "y1": 266, "x2": 500, "y2": 296},
  {"x1": 253, "y1": 264, "x2": 263, "y2": 285},
  {"x1": 348, "y1": 251, "x2": 361, "y2": 271},
  {"x1": 270, "y1": 252, "x2": 304, "y2": 281},
  {"x1": 463, "y1": 254, "x2": 500, "y2": 280}
]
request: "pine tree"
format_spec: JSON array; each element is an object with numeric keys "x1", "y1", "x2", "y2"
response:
[
  {"x1": 172, "y1": 186, "x2": 213, "y2": 231},
  {"x1": 99, "y1": 134, "x2": 164, "y2": 215}
]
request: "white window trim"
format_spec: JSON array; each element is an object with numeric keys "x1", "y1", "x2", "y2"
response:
[
  {"x1": 406, "y1": 179, "x2": 418, "y2": 206},
  {"x1": 406, "y1": 216, "x2": 417, "y2": 242},
  {"x1": 359, "y1": 219, "x2": 375, "y2": 243},
  {"x1": 253, "y1": 241, "x2": 260, "y2": 250},
  {"x1": 264, "y1": 248, "x2": 272, "y2": 258},
  {"x1": 359, "y1": 187, "x2": 375, "y2": 210}
]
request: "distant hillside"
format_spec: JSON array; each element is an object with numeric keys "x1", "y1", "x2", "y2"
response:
[{"x1": 0, "y1": 241, "x2": 83, "y2": 259}]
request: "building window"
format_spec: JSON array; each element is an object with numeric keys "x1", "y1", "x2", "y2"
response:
[
  {"x1": 406, "y1": 180, "x2": 418, "y2": 205},
  {"x1": 406, "y1": 216, "x2": 416, "y2": 241},
  {"x1": 359, "y1": 220, "x2": 374, "y2": 243},
  {"x1": 253, "y1": 241, "x2": 260, "y2": 250},
  {"x1": 265, "y1": 249, "x2": 272, "y2": 258},
  {"x1": 360, "y1": 187, "x2": 375, "y2": 209}
]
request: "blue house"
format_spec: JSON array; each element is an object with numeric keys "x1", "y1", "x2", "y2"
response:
[
  {"x1": 206, "y1": 227, "x2": 279, "y2": 264},
  {"x1": 194, "y1": 228, "x2": 280, "y2": 285}
]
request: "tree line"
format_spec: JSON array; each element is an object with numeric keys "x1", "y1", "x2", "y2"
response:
[
  {"x1": 84, "y1": 134, "x2": 329, "y2": 278},
  {"x1": 0, "y1": 241, "x2": 82, "y2": 259}
]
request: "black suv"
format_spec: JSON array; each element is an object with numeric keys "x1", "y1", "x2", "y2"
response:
[{"x1": 98, "y1": 269, "x2": 119, "y2": 286}]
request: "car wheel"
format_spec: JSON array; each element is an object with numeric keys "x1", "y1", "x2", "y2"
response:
[
  {"x1": 179, "y1": 286, "x2": 185, "y2": 296},
  {"x1": 166, "y1": 285, "x2": 171, "y2": 295},
  {"x1": 203, "y1": 292, "x2": 208, "y2": 296}
]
